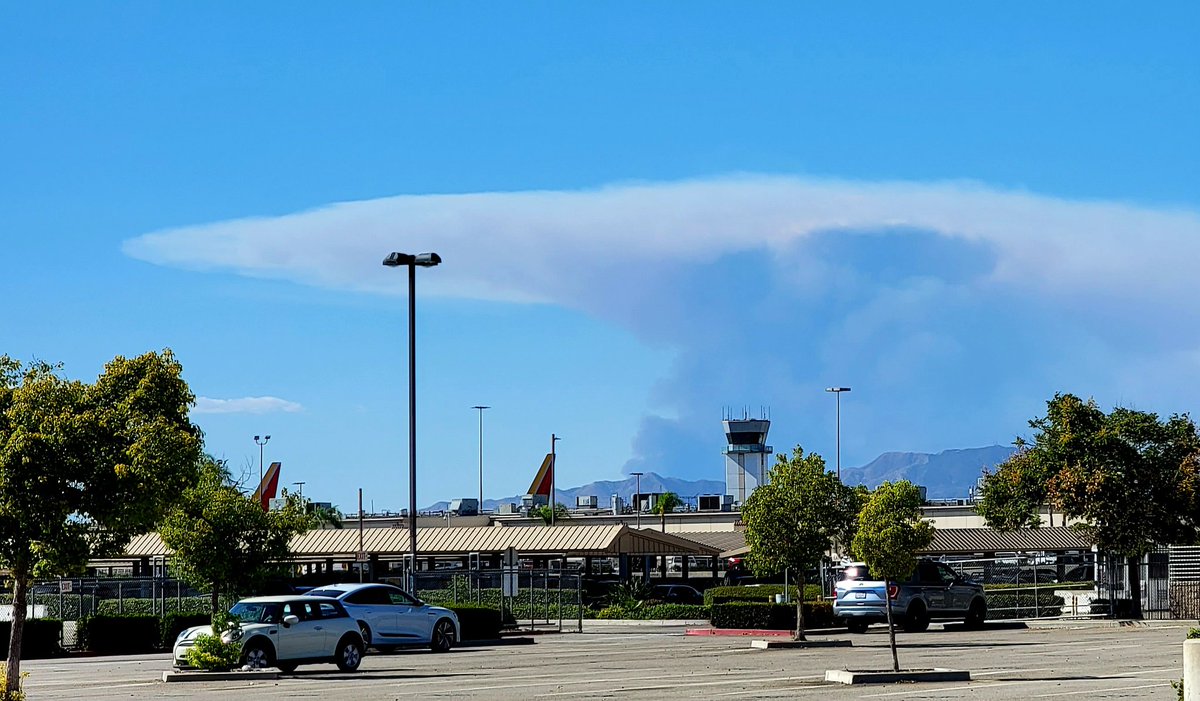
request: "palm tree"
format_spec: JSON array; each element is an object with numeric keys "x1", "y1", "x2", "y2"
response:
[{"x1": 652, "y1": 492, "x2": 684, "y2": 531}]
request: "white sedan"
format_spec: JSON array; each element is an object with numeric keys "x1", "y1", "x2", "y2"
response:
[
  {"x1": 306, "y1": 583, "x2": 461, "y2": 653},
  {"x1": 173, "y1": 596, "x2": 365, "y2": 673}
]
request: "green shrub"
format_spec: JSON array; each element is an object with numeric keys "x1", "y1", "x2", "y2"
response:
[
  {"x1": 0, "y1": 621, "x2": 63, "y2": 659},
  {"x1": 593, "y1": 606, "x2": 627, "y2": 619},
  {"x1": 185, "y1": 634, "x2": 241, "y2": 671},
  {"x1": 704, "y1": 585, "x2": 823, "y2": 605},
  {"x1": 1188, "y1": 628, "x2": 1200, "y2": 639},
  {"x1": 589, "y1": 604, "x2": 710, "y2": 620},
  {"x1": 77, "y1": 615, "x2": 160, "y2": 654},
  {"x1": 711, "y1": 601, "x2": 834, "y2": 630},
  {"x1": 448, "y1": 605, "x2": 502, "y2": 640}
]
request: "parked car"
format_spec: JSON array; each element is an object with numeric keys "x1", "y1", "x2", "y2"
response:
[
  {"x1": 305, "y1": 582, "x2": 460, "y2": 653},
  {"x1": 833, "y1": 560, "x2": 987, "y2": 634},
  {"x1": 650, "y1": 584, "x2": 704, "y2": 605},
  {"x1": 172, "y1": 595, "x2": 365, "y2": 673}
]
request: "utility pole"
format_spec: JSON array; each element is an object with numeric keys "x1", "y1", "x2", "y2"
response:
[
  {"x1": 550, "y1": 434, "x2": 560, "y2": 525},
  {"x1": 630, "y1": 472, "x2": 643, "y2": 530}
]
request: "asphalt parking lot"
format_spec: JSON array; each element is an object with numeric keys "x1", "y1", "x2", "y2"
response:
[{"x1": 18, "y1": 622, "x2": 1187, "y2": 700}]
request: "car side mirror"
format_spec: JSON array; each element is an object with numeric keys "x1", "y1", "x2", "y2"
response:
[{"x1": 282, "y1": 615, "x2": 300, "y2": 627}]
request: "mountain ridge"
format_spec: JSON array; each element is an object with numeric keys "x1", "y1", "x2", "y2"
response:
[{"x1": 426, "y1": 445, "x2": 1015, "y2": 510}]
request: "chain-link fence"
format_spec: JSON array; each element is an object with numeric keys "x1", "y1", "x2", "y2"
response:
[{"x1": 395, "y1": 570, "x2": 583, "y2": 633}]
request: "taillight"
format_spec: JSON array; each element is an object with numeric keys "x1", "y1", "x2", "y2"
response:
[{"x1": 887, "y1": 583, "x2": 899, "y2": 599}]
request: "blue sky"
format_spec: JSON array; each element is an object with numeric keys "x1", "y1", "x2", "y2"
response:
[{"x1": 3, "y1": 3, "x2": 1198, "y2": 512}]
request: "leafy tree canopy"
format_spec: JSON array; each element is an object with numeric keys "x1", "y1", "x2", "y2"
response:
[
  {"x1": 160, "y1": 456, "x2": 320, "y2": 618},
  {"x1": 978, "y1": 393, "x2": 1200, "y2": 558},
  {"x1": 851, "y1": 480, "x2": 934, "y2": 581},
  {"x1": 0, "y1": 350, "x2": 202, "y2": 694},
  {"x1": 743, "y1": 446, "x2": 863, "y2": 580}
]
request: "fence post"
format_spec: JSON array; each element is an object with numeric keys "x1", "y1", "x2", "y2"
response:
[{"x1": 118, "y1": 582, "x2": 123, "y2": 615}]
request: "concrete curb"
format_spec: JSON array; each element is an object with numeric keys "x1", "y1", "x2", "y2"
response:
[
  {"x1": 751, "y1": 639, "x2": 853, "y2": 649},
  {"x1": 162, "y1": 670, "x2": 279, "y2": 683},
  {"x1": 825, "y1": 668, "x2": 970, "y2": 684},
  {"x1": 458, "y1": 637, "x2": 537, "y2": 647},
  {"x1": 1024, "y1": 618, "x2": 1190, "y2": 630}
]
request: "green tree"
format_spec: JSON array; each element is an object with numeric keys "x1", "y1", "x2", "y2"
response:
[
  {"x1": 160, "y1": 457, "x2": 319, "y2": 620},
  {"x1": 977, "y1": 393, "x2": 1200, "y2": 618},
  {"x1": 651, "y1": 491, "x2": 684, "y2": 531},
  {"x1": 742, "y1": 446, "x2": 863, "y2": 640},
  {"x1": 851, "y1": 481, "x2": 934, "y2": 672},
  {"x1": 531, "y1": 502, "x2": 569, "y2": 525},
  {"x1": 0, "y1": 351, "x2": 202, "y2": 695}
]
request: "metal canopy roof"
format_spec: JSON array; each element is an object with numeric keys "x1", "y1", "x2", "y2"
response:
[
  {"x1": 919, "y1": 526, "x2": 1093, "y2": 555},
  {"x1": 717, "y1": 526, "x2": 1094, "y2": 560},
  {"x1": 119, "y1": 524, "x2": 721, "y2": 561}
]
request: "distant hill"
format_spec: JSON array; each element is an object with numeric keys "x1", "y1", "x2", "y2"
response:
[
  {"x1": 426, "y1": 445, "x2": 1015, "y2": 510},
  {"x1": 839, "y1": 445, "x2": 1016, "y2": 499}
]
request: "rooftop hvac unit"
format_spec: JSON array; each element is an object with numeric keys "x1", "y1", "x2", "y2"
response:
[
  {"x1": 449, "y1": 498, "x2": 479, "y2": 516},
  {"x1": 698, "y1": 495, "x2": 722, "y2": 512},
  {"x1": 498, "y1": 503, "x2": 519, "y2": 515},
  {"x1": 576, "y1": 495, "x2": 598, "y2": 508},
  {"x1": 268, "y1": 498, "x2": 288, "y2": 511},
  {"x1": 610, "y1": 495, "x2": 624, "y2": 516}
]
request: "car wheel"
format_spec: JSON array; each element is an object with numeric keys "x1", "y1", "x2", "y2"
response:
[
  {"x1": 902, "y1": 603, "x2": 930, "y2": 633},
  {"x1": 430, "y1": 618, "x2": 457, "y2": 653},
  {"x1": 846, "y1": 620, "x2": 869, "y2": 634},
  {"x1": 335, "y1": 635, "x2": 364, "y2": 672},
  {"x1": 241, "y1": 641, "x2": 274, "y2": 669},
  {"x1": 358, "y1": 621, "x2": 372, "y2": 647},
  {"x1": 964, "y1": 599, "x2": 987, "y2": 629},
  {"x1": 276, "y1": 662, "x2": 298, "y2": 674}
]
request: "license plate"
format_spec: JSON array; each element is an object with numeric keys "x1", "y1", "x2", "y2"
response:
[{"x1": 854, "y1": 592, "x2": 866, "y2": 599}]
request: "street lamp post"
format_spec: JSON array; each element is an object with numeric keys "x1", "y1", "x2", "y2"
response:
[
  {"x1": 825, "y1": 387, "x2": 851, "y2": 480},
  {"x1": 383, "y1": 251, "x2": 442, "y2": 590},
  {"x1": 293, "y1": 481, "x2": 305, "y2": 499},
  {"x1": 630, "y1": 471, "x2": 643, "y2": 530},
  {"x1": 472, "y1": 406, "x2": 490, "y2": 510},
  {"x1": 550, "y1": 434, "x2": 560, "y2": 526},
  {"x1": 253, "y1": 435, "x2": 271, "y2": 486}
]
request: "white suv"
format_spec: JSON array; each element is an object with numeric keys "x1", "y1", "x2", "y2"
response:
[{"x1": 173, "y1": 596, "x2": 366, "y2": 673}]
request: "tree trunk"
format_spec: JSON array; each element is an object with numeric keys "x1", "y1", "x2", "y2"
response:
[
  {"x1": 794, "y1": 570, "x2": 806, "y2": 641},
  {"x1": 210, "y1": 585, "x2": 221, "y2": 628},
  {"x1": 1127, "y1": 555, "x2": 1143, "y2": 620},
  {"x1": 884, "y1": 584, "x2": 899, "y2": 672},
  {"x1": 6, "y1": 568, "x2": 29, "y2": 698}
]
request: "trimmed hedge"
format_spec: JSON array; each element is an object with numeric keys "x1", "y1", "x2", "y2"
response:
[
  {"x1": 78, "y1": 615, "x2": 160, "y2": 654},
  {"x1": 704, "y1": 585, "x2": 823, "y2": 606},
  {"x1": 591, "y1": 604, "x2": 710, "y2": 620},
  {"x1": 161, "y1": 613, "x2": 212, "y2": 648},
  {"x1": 448, "y1": 605, "x2": 502, "y2": 640},
  {"x1": 0, "y1": 620, "x2": 63, "y2": 658},
  {"x1": 711, "y1": 601, "x2": 834, "y2": 630}
]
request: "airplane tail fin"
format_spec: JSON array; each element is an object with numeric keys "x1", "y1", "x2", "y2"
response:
[
  {"x1": 527, "y1": 453, "x2": 554, "y2": 497},
  {"x1": 251, "y1": 461, "x2": 282, "y2": 511}
]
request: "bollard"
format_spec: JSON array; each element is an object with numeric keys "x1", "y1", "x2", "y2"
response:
[{"x1": 1185, "y1": 638, "x2": 1200, "y2": 701}]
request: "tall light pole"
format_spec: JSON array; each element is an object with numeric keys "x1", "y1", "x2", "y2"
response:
[
  {"x1": 293, "y1": 481, "x2": 305, "y2": 499},
  {"x1": 253, "y1": 434, "x2": 271, "y2": 485},
  {"x1": 383, "y1": 251, "x2": 442, "y2": 590},
  {"x1": 550, "y1": 434, "x2": 560, "y2": 526},
  {"x1": 630, "y1": 471, "x2": 643, "y2": 530},
  {"x1": 472, "y1": 406, "x2": 490, "y2": 509},
  {"x1": 825, "y1": 387, "x2": 851, "y2": 480}
]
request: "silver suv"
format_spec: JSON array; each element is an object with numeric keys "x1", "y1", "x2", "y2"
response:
[{"x1": 833, "y1": 560, "x2": 987, "y2": 633}]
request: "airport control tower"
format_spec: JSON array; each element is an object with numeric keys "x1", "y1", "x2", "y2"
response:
[{"x1": 723, "y1": 412, "x2": 772, "y2": 506}]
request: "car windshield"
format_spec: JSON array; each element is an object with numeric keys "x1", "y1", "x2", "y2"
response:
[
  {"x1": 228, "y1": 602, "x2": 281, "y2": 624},
  {"x1": 840, "y1": 565, "x2": 873, "y2": 581}
]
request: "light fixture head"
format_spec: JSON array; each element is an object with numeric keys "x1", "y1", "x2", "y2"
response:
[{"x1": 383, "y1": 251, "x2": 442, "y2": 267}]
